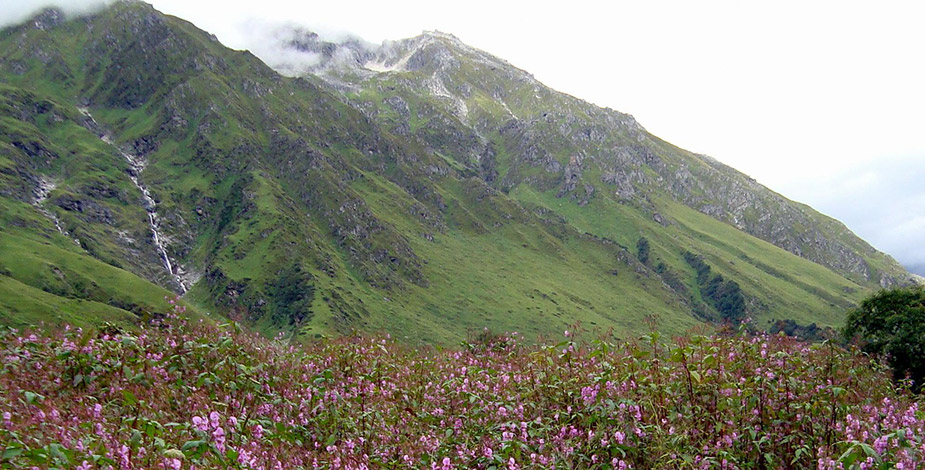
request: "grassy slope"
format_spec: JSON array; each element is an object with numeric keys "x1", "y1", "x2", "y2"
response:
[
  {"x1": 0, "y1": 5, "x2": 885, "y2": 344},
  {"x1": 0, "y1": 201, "x2": 195, "y2": 328},
  {"x1": 509, "y1": 186, "x2": 864, "y2": 329},
  {"x1": 328, "y1": 39, "x2": 881, "y2": 334},
  {"x1": 358, "y1": 203, "x2": 698, "y2": 343}
]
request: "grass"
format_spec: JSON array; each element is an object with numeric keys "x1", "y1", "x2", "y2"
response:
[
  {"x1": 508, "y1": 185, "x2": 865, "y2": 329},
  {"x1": 0, "y1": 276, "x2": 136, "y2": 328},
  {"x1": 0, "y1": 214, "x2": 196, "y2": 327},
  {"x1": 345, "y1": 173, "x2": 700, "y2": 344}
]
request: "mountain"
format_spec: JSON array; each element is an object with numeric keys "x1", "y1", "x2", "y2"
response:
[{"x1": 0, "y1": 2, "x2": 913, "y2": 342}]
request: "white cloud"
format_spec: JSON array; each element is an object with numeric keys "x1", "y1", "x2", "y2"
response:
[
  {"x1": 235, "y1": 19, "x2": 324, "y2": 77},
  {"x1": 0, "y1": 0, "x2": 112, "y2": 28}
]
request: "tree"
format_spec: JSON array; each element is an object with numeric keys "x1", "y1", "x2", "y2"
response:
[
  {"x1": 844, "y1": 286, "x2": 925, "y2": 391},
  {"x1": 636, "y1": 237, "x2": 650, "y2": 265}
]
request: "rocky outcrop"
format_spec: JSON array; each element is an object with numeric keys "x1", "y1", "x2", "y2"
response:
[{"x1": 300, "y1": 29, "x2": 911, "y2": 286}]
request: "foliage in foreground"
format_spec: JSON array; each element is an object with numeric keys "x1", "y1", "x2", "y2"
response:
[{"x1": 1, "y1": 308, "x2": 924, "y2": 469}]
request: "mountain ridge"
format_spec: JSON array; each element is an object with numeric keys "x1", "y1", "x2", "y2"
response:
[
  {"x1": 289, "y1": 28, "x2": 908, "y2": 287},
  {"x1": 0, "y1": 1, "x2": 913, "y2": 343}
]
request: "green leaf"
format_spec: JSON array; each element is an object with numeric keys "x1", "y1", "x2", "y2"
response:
[
  {"x1": 181, "y1": 440, "x2": 206, "y2": 452},
  {"x1": 163, "y1": 449, "x2": 184, "y2": 460},
  {"x1": 46, "y1": 443, "x2": 69, "y2": 465},
  {"x1": 669, "y1": 348, "x2": 685, "y2": 362},
  {"x1": 24, "y1": 391, "x2": 43, "y2": 404},
  {"x1": 129, "y1": 430, "x2": 142, "y2": 447},
  {"x1": 122, "y1": 390, "x2": 138, "y2": 407},
  {"x1": 2, "y1": 447, "x2": 24, "y2": 461}
]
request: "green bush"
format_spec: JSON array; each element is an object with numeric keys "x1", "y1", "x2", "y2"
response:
[
  {"x1": 636, "y1": 237, "x2": 650, "y2": 265},
  {"x1": 844, "y1": 286, "x2": 925, "y2": 391}
]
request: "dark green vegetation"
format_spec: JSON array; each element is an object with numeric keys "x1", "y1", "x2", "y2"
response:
[
  {"x1": 0, "y1": 2, "x2": 915, "y2": 342},
  {"x1": 683, "y1": 251, "x2": 746, "y2": 324},
  {"x1": 844, "y1": 286, "x2": 925, "y2": 391}
]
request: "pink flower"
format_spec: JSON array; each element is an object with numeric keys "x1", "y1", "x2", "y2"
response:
[
  {"x1": 213, "y1": 426, "x2": 226, "y2": 452},
  {"x1": 192, "y1": 416, "x2": 209, "y2": 432},
  {"x1": 614, "y1": 431, "x2": 626, "y2": 444}
]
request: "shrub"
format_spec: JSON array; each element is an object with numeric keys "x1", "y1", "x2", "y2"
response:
[{"x1": 844, "y1": 286, "x2": 925, "y2": 391}]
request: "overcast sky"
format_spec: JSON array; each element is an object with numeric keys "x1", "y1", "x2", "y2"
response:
[{"x1": 3, "y1": 0, "x2": 924, "y2": 275}]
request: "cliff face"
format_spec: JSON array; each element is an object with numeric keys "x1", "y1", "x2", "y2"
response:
[{"x1": 0, "y1": 3, "x2": 911, "y2": 342}]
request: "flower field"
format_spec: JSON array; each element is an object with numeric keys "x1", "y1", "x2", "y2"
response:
[{"x1": 1, "y1": 309, "x2": 923, "y2": 469}]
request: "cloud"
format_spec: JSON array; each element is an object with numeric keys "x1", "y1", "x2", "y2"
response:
[
  {"x1": 236, "y1": 20, "x2": 324, "y2": 77},
  {"x1": 0, "y1": 0, "x2": 113, "y2": 29},
  {"x1": 225, "y1": 17, "x2": 376, "y2": 77}
]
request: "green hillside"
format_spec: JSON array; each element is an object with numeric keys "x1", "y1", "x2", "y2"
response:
[{"x1": 0, "y1": 2, "x2": 912, "y2": 342}]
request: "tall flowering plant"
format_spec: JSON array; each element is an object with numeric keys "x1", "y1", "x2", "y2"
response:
[{"x1": 0, "y1": 307, "x2": 923, "y2": 469}]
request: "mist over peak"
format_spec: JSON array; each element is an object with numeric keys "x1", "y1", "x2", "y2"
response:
[
  {"x1": 0, "y1": 0, "x2": 114, "y2": 29},
  {"x1": 232, "y1": 18, "x2": 377, "y2": 77}
]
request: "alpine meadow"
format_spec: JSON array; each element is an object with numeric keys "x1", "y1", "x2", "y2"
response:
[{"x1": 0, "y1": 2, "x2": 923, "y2": 469}]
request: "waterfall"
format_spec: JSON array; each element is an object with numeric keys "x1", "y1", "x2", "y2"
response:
[{"x1": 77, "y1": 107, "x2": 188, "y2": 293}]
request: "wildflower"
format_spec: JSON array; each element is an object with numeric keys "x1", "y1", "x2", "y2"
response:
[
  {"x1": 192, "y1": 416, "x2": 209, "y2": 432},
  {"x1": 614, "y1": 431, "x2": 626, "y2": 444},
  {"x1": 213, "y1": 426, "x2": 226, "y2": 452}
]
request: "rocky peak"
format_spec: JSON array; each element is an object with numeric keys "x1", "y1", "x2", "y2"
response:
[{"x1": 28, "y1": 8, "x2": 65, "y2": 30}]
